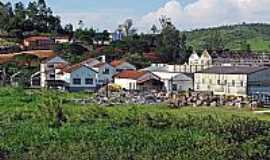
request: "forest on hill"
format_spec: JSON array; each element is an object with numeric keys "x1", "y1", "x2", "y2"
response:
[{"x1": 186, "y1": 23, "x2": 270, "y2": 53}]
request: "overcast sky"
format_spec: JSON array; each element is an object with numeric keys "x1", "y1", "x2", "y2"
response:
[{"x1": 3, "y1": 0, "x2": 270, "y2": 32}]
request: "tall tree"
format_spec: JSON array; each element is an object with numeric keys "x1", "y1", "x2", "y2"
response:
[
  {"x1": 151, "y1": 25, "x2": 158, "y2": 34},
  {"x1": 156, "y1": 16, "x2": 186, "y2": 63},
  {"x1": 203, "y1": 30, "x2": 224, "y2": 51}
]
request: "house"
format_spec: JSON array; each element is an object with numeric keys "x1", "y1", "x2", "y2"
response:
[
  {"x1": 147, "y1": 50, "x2": 213, "y2": 73},
  {"x1": 55, "y1": 36, "x2": 71, "y2": 44},
  {"x1": 142, "y1": 65, "x2": 193, "y2": 92},
  {"x1": 61, "y1": 64, "x2": 99, "y2": 92},
  {"x1": 39, "y1": 56, "x2": 69, "y2": 88},
  {"x1": 194, "y1": 66, "x2": 270, "y2": 97},
  {"x1": 111, "y1": 60, "x2": 136, "y2": 72},
  {"x1": 112, "y1": 29, "x2": 125, "y2": 42},
  {"x1": 91, "y1": 62, "x2": 116, "y2": 85},
  {"x1": 114, "y1": 70, "x2": 163, "y2": 91},
  {"x1": 23, "y1": 36, "x2": 55, "y2": 50}
]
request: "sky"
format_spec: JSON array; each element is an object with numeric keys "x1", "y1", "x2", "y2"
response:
[{"x1": 3, "y1": 0, "x2": 270, "y2": 32}]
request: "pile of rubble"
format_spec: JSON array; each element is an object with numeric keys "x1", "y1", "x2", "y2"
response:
[
  {"x1": 168, "y1": 92, "x2": 262, "y2": 109},
  {"x1": 66, "y1": 89, "x2": 263, "y2": 109},
  {"x1": 66, "y1": 91, "x2": 170, "y2": 106}
]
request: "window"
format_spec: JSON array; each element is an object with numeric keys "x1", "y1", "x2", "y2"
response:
[
  {"x1": 209, "y1": 79, "x2": 212, "y2": 84},
  {"x1": 202, "y1": 79, "x2": 205, "y2": 84},
  {"x1": 217, "y1": 80, "x2": 221, "y2": 85},
  {"x1": 48, "y1": 64, "x2": 54, "y2": 68},
  {"x1": 240, "y1": 81, "x2": 244, "y2": 87},
  {"x1": 49, "y1": 74, "x2": 55, "y2": 79},
  {"x1": 85, "y1": 78, "x2": 94, "y2": 85},
  {"x1": 232, "y1": 80, "x2": 236, "y2": 87},
  {"x1": 103, "y1": 69, "x2": 110, "y2": 74},
  {"x1": 172, "y1": 84, "x2": 178, "y2": 91},
  {"x1": 129, "y1": 83, "x2": 132, "y2": 90},
  {"x1": 73, "y1": 78, "x2": 81, "y2": 85},
  {"x1": 224, "y1": 80, "x2": 227, "y2": 85}
]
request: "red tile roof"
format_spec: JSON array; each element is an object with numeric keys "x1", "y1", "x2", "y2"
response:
[
  {"x1": 111, "y1": 60, "x2": 125, "y2": 67},
  {"x1": 115, "y1": 70, "x2": 147, "y2": 80},
  {"x1": 24, "y1": 36, "x2": 51, "y2": 42},
  {"x1": 144, "y1": 52, "x2": 162, "y2": 62},
  {"x1": 62, "y1": 63, "x2": 83, "y2": 73}
]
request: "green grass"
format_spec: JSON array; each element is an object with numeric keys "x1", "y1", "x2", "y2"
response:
[
  {"x1": 186, "y1": 23, "x2": 270, "y2": 52},
  {"x1": 0, "y1": 87, "x2": 270, "y2": 159}
]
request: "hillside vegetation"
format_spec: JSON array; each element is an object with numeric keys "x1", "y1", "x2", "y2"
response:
[
  {"x1": 186, "y1": 23, "x2": 270, "y2": 52},
  {"x1": 0, "y1": 87, "x2": 270, "y2": 159}
]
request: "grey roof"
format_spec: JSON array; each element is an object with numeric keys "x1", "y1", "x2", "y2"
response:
[
  {"x1": 199, "y1": 66, "x2": 269, "y2": 74},
  {"x1": 142, "y1": 66, "x2": 169, "y2": 72}
]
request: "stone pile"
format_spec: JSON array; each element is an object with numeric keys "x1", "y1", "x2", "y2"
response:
[{"x1": 168, "y1": 92, "x2": 258, "y2": 109}]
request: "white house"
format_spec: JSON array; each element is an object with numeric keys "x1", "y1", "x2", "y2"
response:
[
  {"x1": 111, "y1": 60, "x2": 136, "y2": 72},
  {"x1": 194, "y1": 66, "x2": 270, "y2": 97},
  {"x1": 142, "y1": 66, "x2": 193, "y2": 92},
  {"x1": 39, "y1": 56, "x2": 69, "y2": 88},
  {"x1": 114, "y1": 70, "x2": 163, "y2": 91}
]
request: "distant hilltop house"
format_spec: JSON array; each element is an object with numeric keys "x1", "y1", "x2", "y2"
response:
[
  {"x1": 114, "y1": 70, "x2": 164, "y2": 91},
  {"x1": 54, "y1": 35, "x2": 72, "y2": 44},
  {"x1": 23, "y1": 35, "x2": 72, "y2": 51},
  {"x1": 23, "y1": 36, "x2": 55, "y2": 50},
  {"x1": 194, "y1": 66, "x2": 270, "y2": 97},
  {"x1": 111, "y1": 27, "x2": 125, "y2": 42}
]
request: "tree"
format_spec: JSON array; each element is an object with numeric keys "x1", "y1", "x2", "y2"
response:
[
  {"x1": 151, "y1": 25, "x2": 158, "y2": 34},
  {"x1": 203, "y1": 30, "x2": 224, "y2": 51},
  {"x1": 156, "y1": 16, "x2": 186, "y2": 63},
  {"x1": 64, "y1": 24, "x2": 73, "y2": 34},
  {"x1": 241, "y1": 41, "x2": 252, "y2": 53}
]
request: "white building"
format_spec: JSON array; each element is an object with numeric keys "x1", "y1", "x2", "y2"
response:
[
  {"x1": 39, "y1": 56, "x2": 69, "y2": 88},
  {"x1": 114, "y1": 70, "x2": 163, "y2": 91},
  {"x1": 194, "y1": 66, "x2": 270, "y2": 97},
  {"x1": 147, "y1": 50, "x2": 212, "y2": 73},
  {"x1": 142, "y1": 66, "x2": 193, "y2": 92}
]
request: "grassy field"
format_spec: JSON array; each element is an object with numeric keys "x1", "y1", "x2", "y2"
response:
[
  {"x1": 0, "y1": 87, "x2": 270, "y2": 160},
  {"x1": 186, "y1": 23, "x2": 270, "y2": 52}
]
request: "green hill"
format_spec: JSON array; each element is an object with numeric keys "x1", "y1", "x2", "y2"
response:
[{"x1": 186, "y1": 23, "x2": 270, "y2": 52}]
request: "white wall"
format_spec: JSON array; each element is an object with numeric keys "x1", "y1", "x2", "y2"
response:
[{"x1": 114, "y1": 78, "x2": 137, "y2": 90}]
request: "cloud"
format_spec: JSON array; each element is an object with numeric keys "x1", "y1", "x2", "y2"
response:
[{"x1": 138, "y1": 0, "x2": 270, "y2": 32}]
